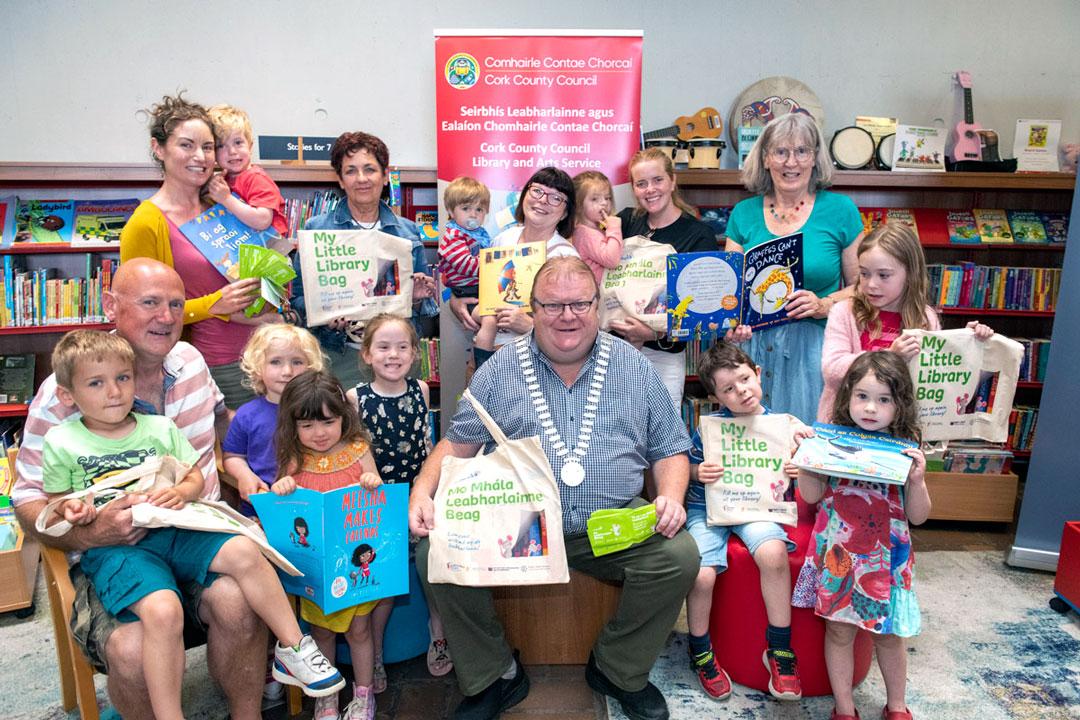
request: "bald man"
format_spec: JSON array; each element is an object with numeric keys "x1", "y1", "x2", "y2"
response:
[{"x1": 13, "y1": 258, "x2": 267, "y2": 720}]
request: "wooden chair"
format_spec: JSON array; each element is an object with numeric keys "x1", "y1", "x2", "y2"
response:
[{"x1": 41, "y1": 544, "x2": 100, "y2": 720}]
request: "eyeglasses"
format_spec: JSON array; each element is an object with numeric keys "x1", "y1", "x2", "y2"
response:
[
  {"x1": 527, "y1": 185, "x2": 567, "y2": 207},
  {"x1": 531, "y1": 297, "x2": 596, "y2": 316},
  {"x1": 769, "y1": 146, "x2": 814, "y2": 163}
]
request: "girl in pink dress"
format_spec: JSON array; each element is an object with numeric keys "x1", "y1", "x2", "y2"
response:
[{"x1": 272, "y1": 370, "x2": 382, "y2": 720}]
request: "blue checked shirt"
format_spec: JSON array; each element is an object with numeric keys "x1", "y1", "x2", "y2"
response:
[{"x1": 447, "y1": 331, "x2": 692, "y2": 535}]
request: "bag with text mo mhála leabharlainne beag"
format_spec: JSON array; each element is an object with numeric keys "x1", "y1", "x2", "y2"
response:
[{"x1": 427, "y1": 389, "x2": 568, "y2": 586}]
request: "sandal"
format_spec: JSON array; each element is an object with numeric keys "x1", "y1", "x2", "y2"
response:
[
  {"x1": 882, "y1": 707, "x2": 913, "y2": 720},
  {"x1": 372, "y1": 656, "x2": 387, "y2": 694},
  {"x1": 427, "y1": 637, "x2": 453, "y2": 676}
]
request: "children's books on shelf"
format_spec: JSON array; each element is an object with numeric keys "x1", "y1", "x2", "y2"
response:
[
  {"x1": 1016, "y1": 338, "x2": 1050, "y2": 382},
  {"x1": 1040, "y1": 212, "x2": 1069, "y2": 244},
  {"x1": 738, "y1": 126, "x2": 763, "y2": 169},
  {"x1": 0, "y1": 354, "x2": 35, "y2": 405},
  {"x1": 0, "y1": 197, "x2": 15, "y2": 248},
  {"x1": 973, "y1": 209, "x2": 1013, "y2": 243},
  {"x1": 946, "y1": 210, "x2": 980, "y2": 244},
  {"x1": 72, "y1": 199, "x2": 139, "y2": 247},
  {"x1": 792, "y1": 423, "x2": 916, "y2": 485},
  {"x1": 666, "y1": 232, "x2": 803, "y2": 338},
  {"x1": 477, "y1": 241, "x2": 546, "y2": 317},
  {"x1": 251, "y1": 484, "x2": 409, "y2": 615},
  {"x1": 891, "y1": 125, "x2": 946, "y2": 172},
  {"x1": 14, "y1": 199, "x2": 75, "y2": 243},
  {"x1": 1008, "y1": 405, "x2": 1038, "y2": 451},
  {"x1": 1006, "y1": 211, "x2": 1049, "y2": 244},
  {"x1": 0, "y1": 255, "x2": 114, "y2": 327},
  {"x1": 927, "y1": 263, "x2": 1060, "y2": 311}
]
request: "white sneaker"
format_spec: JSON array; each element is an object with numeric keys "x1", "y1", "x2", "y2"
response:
[
  {"x1": 272, "y1": 635, "x2": 346, "y2": 698},
  {"x1": 342, "y1": 686, "x2": 375, "y2": 720},
  {"x1": 313, "y1": 694, "x2": 340, "y2": 720}
]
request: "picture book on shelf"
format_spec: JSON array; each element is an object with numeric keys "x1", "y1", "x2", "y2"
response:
[
  {"x1": 972, "y1": 209, "x2": 1013, "y2": 243},
  {"x1": 791, "y1": 423, "x2": 916, "y2": 485},
  {"x1": 855, "y1": 116, "x2": 897, "y2": 145},
  {"x1": 1006, "y1": 211, "x2": 1049, "y2": 244},
  {"x1": 859, "y1": 208, "x2": 919, "y2": 238},
  {"x1": 0, "y1": 354, "x2": 35, "y2": 405},
  {"x1": 72, "y1": 199, "x2": 139, "y2": 247},
  {"x1": 14, "y1": 199, "x2": 75, "y2": 243},
  {"x1": 666, "y1": 232, "x2": 803, "y2": 338},
  {"x1": 891, "y1": 125, "x2": 946, "y2": 172},
  {"x1": 0, "y1": 197, "x2": 15, "y2": 249},
  {"x1": 946, "y1": 210, "x2": 980, "y2": 244},
  {"x1": 477, "y1": 241, "x2": 546, "y2": 317},
  {"x1": 250, "y1": 484, "x2": 409, "y2": 615},
  {"x1": 1040, "y1": 212, "x2": 1069, "y2": 244},
  {"x1": 738, "y1": 126, "x2": 763, "y2": 169},
  {"x1": 179, "y1": 201, "x2": 271, "y2": 280}
]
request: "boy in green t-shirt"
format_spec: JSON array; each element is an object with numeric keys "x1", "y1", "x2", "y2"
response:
[{"x1": 41, "y1": 330, "x2": 344, "y2": 719}]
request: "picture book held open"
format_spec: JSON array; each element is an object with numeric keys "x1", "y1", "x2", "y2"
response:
[
  {"x1": 477, "y1": 241, "x2": 546, "y2": 316},
  {"x1": 666, "y1": 232, "x2": 803, "y2": 338},
  {"x1": 792, "y1": 423, "x2": 917, "y2": 486}
]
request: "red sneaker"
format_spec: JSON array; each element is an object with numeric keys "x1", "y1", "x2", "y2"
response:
[
  {"x1": 763, "y1": 648, "x2": 802, "y2": 700},
  {"x1": 688, "y1": 648, "x2": 732, "y2": 700},
  {"x1": 882, "y1": 706, "x2": 913, "y2": 720}
]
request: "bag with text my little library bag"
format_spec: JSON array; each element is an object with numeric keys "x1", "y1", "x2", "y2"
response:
[
  {"x1": 698, "y1": 413, "x2": 798, "y2": 527},
  {"x1": 427, "y1": 389, "x2": 569, "y2": 586},
  {"x1": 599, "y1": 234, "x2": 676, "y2": 333}
]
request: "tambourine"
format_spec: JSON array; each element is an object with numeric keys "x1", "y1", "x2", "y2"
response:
[
  {"x1": 687, "y1": 138, "x2": 726, "y2": 170},
  {"x1": 876, "y1": 133, "x2": 896, "y2": 170},
  {"x1": 830, "y1": 126, "x2": 875, "y2": 170}
]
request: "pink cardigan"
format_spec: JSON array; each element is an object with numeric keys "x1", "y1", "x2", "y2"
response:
[
  {"x1": 817, "y1": 298, "x2": 940, "y2": 422},
  {"x1": 572, "y1": 219, "x2": 624, "y2": 283}
]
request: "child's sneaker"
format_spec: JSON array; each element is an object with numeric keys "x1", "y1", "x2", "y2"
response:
[
  {"x1": 343, "y1": 685, "x2": 375, "y2": 720},
  {"x1": 372, "y1": 655, "x2": 387, "y2": 694},
  {"x1": 763, "y1": 648, "x2": 802, "y2": 700},
  {"x1": 272, "y1": 635, "x2": 346, "y2": 697},
  {"x1": 688, "y1": 646, "x2": 732, "y2": 700},
  {"x1": 313, "y1": 694, "x2": 340, "y2": 720}
]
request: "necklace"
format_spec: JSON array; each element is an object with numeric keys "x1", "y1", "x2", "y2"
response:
[
  {"x1": 768, "y1": 199, "x2": 806, "y2": 223},
  {"x1": 354, "y1": 219, "x2": 379, "y2": 230},
  {"x1": 516, "y1": 335, "x2": 611, "y2": 487}
]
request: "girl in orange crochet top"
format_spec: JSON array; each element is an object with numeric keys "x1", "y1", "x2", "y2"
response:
[{"x1": 272, "y1": 369, "x2": 383, "y2": 720}]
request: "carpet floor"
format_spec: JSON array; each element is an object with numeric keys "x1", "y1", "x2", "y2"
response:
[
  {"x1": 4, "y1": 550, "x2": 1078, "y2": 719},
  {"x1": 609, "y1": 551, "x2": 1080, "y2": 720}
]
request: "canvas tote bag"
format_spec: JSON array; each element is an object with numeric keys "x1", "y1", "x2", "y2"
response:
[
  {"x1": 903, "y1": 328, "x2": 1023, "y2": 443},
  {"x1": 35, "y1": 455, "x2": 299, "y2": 575},
  {"x1": 427, "y1": 389, "x2": 569, "y2": 586},
  {"x1": 699, "y1": 413, "x2": 798, "y2": 526},
  {"x1": 297, "y1": 228, "x2": 414, "y2": 327},
  {"x1": 599, "y1": 234, "x2": 676, "y2": 333}
]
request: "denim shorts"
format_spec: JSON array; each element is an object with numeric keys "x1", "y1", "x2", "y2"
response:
[{"x1": 685, "y1": 504, "x2": 795, "y2": 571}]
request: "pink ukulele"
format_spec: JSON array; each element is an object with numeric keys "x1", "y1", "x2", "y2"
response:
[{"x1": 951, "y1": 71, "x2": 983, "y2": 162}]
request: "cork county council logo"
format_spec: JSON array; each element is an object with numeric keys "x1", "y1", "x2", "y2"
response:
[{"x1": 445, "y1": 53, "x2": 479, "y2": 89}]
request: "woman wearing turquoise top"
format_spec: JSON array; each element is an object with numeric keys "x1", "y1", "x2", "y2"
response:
[{"x1": 725, "y1": 113, "x2": 865, "y2": 424}]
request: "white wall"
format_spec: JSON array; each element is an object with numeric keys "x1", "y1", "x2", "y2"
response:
[{"x1": 4, "y1": 0, "x2": 1078, "y2": 167}]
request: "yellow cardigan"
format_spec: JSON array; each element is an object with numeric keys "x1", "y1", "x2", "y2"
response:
[{"x1": 119, "y1": 201, "x2": 223, "y2": 325}]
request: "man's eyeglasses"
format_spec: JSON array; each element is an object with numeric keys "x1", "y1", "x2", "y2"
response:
[
  {"x1": 531, "y1": 297, "x2": 596, "y2": 316},
  {"x1": 527, "y1": 186, "x2": 567, "y2": 207}
]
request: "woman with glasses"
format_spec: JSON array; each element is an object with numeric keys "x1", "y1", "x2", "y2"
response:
[
  {"x1": 725, "y1": 112, "x2": 865, "y2": 424},
  {"x1": 474, "y1": 167, "x2": 580, "y2": 361},
  {"x1": 613, "y1": 147, "x2": 719, "y2": 410}
]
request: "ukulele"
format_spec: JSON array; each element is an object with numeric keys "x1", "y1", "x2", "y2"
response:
[
  {"x1": 643, "y1": 107, "x2": 724, "y2": 142},
  {"x1": 951, "y1": 71, "x2": 983, "y2": 162}
]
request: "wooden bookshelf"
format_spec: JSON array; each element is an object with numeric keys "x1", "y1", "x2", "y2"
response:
[{"x1": 925, "y1": 471, "x2": 1019, "y2": 522}]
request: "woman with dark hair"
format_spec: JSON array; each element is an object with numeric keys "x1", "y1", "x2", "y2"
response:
[
  {"x1": 477, "y1": 167, "x2": 580, "y2": 349},
  {"x1": 120, "y1": 93, "x2": 264, "y2": 408},
  {"x1": 290, "y1": 131, "x2": 437, "y2": 388}
]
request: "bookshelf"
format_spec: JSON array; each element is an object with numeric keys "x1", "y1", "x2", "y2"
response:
[{"x1": 677, "y1": 168, "x2": 1075, "y2": 523}]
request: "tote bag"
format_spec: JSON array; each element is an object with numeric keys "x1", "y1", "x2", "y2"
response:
[
  {"x1": 599, "y1": 234, "x2": 676, "y2": 333},
  {"x1": 427, "y1": 389, "x2": 569, "y2": 586},
  {"x1": 296, "y1": 228, "x2": 414, "y2": 327},
  {"x1": 699, "y1": 413, "x2": 798, "y2": 526}
]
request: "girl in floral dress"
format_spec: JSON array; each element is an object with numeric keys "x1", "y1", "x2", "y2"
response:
[
  {"x1": 793, "y1": 352, "x2": 930, "y2": 720},
  {"x1": 347, "y1": 314, "x2": 452, "y2": 683}
]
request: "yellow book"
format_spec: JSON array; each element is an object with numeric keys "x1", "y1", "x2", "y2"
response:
[{"x1": 477, "y1": 241, "x2": 547, "y2": 317}]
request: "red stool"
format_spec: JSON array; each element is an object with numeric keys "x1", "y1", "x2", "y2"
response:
[{"x1": 709, "y1": 489, "x2": 874, "y2": 696}]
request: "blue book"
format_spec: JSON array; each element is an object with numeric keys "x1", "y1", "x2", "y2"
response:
[
  {"x1": 791, "y1": 422, "x2": 917, "y2": 485},
  {"x1": 15, "y1": 199, "x2": 75, "y2": 243},
  {"x1": 250, "y1": 484, "x2": 409, "y2": 615},
  {"x1": 666, "y1": 232, "x2": 803, "y2": 338},
  {"x1": 179, "y1": 199, "x2": 271, "y2": 280}
]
